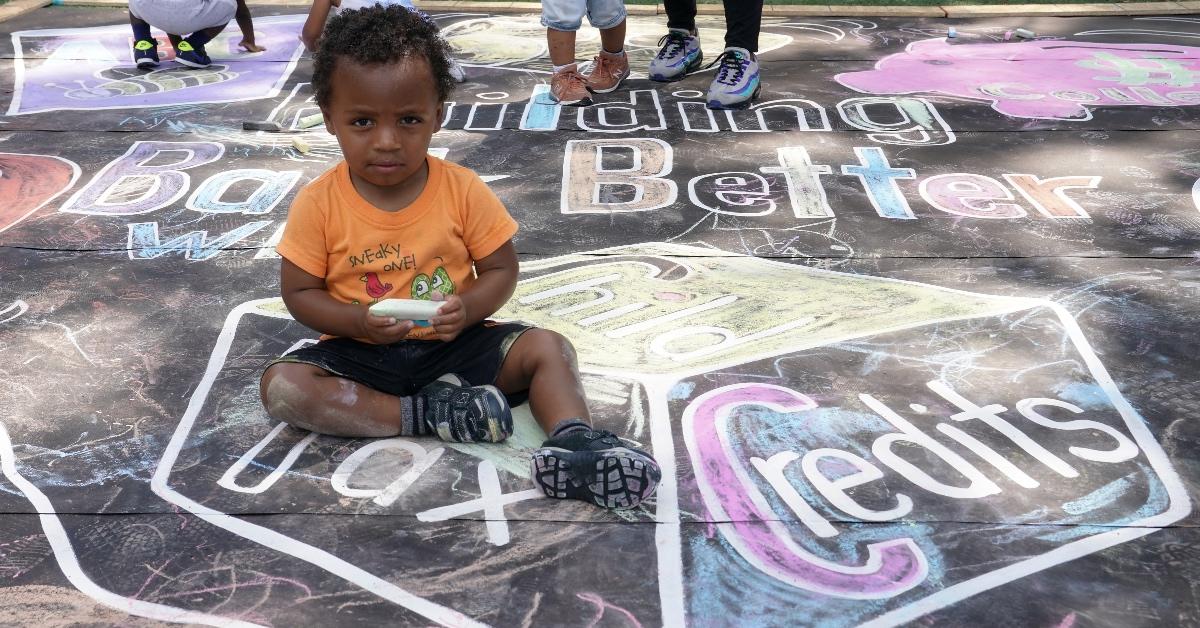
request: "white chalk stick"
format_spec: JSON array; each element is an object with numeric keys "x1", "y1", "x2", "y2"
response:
[{"x1": 368, "y1": 299, "x2": 441, "y2": 324}]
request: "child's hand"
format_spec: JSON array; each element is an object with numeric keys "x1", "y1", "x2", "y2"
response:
[
  {"x1": 359, "y1": 309, "x2": 414, "y2": 345},
  {"x1": 428, "y1": 293, "x2": 466, "y2": 342},
  {"x1": 238, "y1": 39, "x2": 266, "y2": 53}
]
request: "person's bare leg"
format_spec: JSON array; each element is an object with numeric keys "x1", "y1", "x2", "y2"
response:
[
  {"x1": 599, "y1": 20, "x2": 626, "y2": 53},
  {"x1": 547, "y1": 28, "x2": 578, "y2": 67},
  {"x1": 498, "y1": 329, "x2": 661, "y2": 509},
  {"x1": 260, "y1": 362, "x2": 403, "y2": 437},
  {"x1": 494, "y1": 329, "x2": 589, "y2": 434}
]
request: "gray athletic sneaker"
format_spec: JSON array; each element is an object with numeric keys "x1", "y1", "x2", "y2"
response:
[
  {"x1": 419, "y1": 374, "x2": 513, "y2": 443},
  {"x1": 648, "y1": 28, "x2": 702, "y2": 82},
  {"x1": 706, "y1": 47, "x2": 761, "y2": 109}
]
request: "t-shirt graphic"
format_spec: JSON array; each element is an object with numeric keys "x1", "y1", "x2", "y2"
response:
[{"x1": 353, "y1": 263, "x2": 455, "y2": 304}]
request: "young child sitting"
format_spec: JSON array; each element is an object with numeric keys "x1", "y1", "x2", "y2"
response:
[
  {"x1": 542, "y1": 0, "x2": 630, "y2": 105},
  {"x1": 130, "y1": 0, "x2": 262, "y2": 69},
  {"x1": 300, "y1": 0, "x2": 466, "y2": 82},
  {"x1": 260, "y1": 6, "x2": 661, "y2": 510}
]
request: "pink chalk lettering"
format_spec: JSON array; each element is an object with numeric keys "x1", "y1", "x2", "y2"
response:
[{"x1": 682, "y1": 383, "x2": 928, "y2": 598}]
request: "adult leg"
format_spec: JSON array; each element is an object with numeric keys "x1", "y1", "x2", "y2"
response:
[
  {"x1": 723, "y1": 0, "x2": 764, "y2": 52},
  {"x1": 704, "y1": 0, "x2": 763, "y2": 109},
  {"x1": 650, "y1": 0, "x2": 702, "y2": 82},
  {"x1": 129, "y1": 11, "x2": 161, "y2": 68},
  {"x1": 185, "y1": 23, "x2": 229, "y2": 49},
  {"x1": 663, "y1": 0, "x2": 698, "y2": 35},
  {"x1": 129, "y1": 12, "x2": 154, "y2": 41},
  {"x1": 176, "y1": 23, "x2": 228, "y2": 68}
]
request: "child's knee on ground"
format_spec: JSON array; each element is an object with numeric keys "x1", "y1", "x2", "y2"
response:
[{"x1": 260, "y1": 363, "x2": 400, "y2": 438}]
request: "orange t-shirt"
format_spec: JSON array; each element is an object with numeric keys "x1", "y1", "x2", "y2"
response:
[{"x1": 276, "y1": 156, "x2": 518, "y2": 340}]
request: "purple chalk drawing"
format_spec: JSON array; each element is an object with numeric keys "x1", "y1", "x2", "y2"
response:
[
  {"x1": 835, "y1": 39, "x2": 1200, "y2": 120},
  {"x1": 8, "y1": 15, "x2": 305, "y2": 115},
  {"x1": 681, "y1": 383, "x2": 928, "y2": 599}
]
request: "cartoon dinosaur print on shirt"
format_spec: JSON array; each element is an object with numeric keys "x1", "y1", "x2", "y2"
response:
[
  {"x1": 411, "y1": 266, "x2": 455, "y2": 300},
  {"x1": 361, "y1": 272, "x2": 393, "y2": 301}
]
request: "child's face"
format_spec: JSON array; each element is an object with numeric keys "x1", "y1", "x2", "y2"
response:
[{"x1": 321, "y1": 56, "x2": 444, "y2": 207}]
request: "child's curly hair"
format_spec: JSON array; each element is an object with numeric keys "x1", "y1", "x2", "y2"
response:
[{"x1": 313, "y1": 5, "x2": 456, "y2": 108}]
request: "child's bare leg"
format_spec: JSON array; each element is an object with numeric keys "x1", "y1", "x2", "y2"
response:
[
  {"x1": 599, "y1": 20, "x2": 626, "y2": 53},
  {"x1": 546, "y1": 29, "x2": 578, "y2": 67},
  {"x1": 260, "y1": 362, "x2": 402, "y2": 437},
  {"x1": 261, "y1": 362, "x2": 512, "y2": 443},
  {"x1": 494, "y1": 329, "x2": 589, "y2": 433},
  {"x1": 497, "y1": 329, "x2": 661, "y2": 509}
]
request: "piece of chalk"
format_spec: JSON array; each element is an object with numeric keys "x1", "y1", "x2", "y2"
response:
[
  {"x1": 368, "y1": 299, "x2": 441, "y2": 326},
  {"x1": 298, "y1": 112, "x2": 325, "y2": 129},
  {"x1": 292, "y1": 137, "x2": 311, "y2": 154},
  {"x1": 242, "y1": 120, "x2": 282, "y2": 132},
  {"x1": 947, "y1": 27, "x2": 957, "y2": 39},
  {"x1": 1014, "y1": 28, "x2": 1035, "y2": 39},
  {"x1": 1003, "y1": 30, "x2": 1013, "y2": 41}
]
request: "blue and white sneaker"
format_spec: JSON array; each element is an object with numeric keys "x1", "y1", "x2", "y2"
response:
[
  {"x1": 174, "y1": 39, "x2": 212, "y2": 69},
  {"x1": 706, "y1": 47, "x2": 760, "y2": 110},
  {"x1": 648, "y1": 28, "x2": 702, "y2": 82}
]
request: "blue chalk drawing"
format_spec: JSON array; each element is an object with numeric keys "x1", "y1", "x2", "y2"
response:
[{"x1": 519, "y1": 84, "x2": 560, "y2": 131}]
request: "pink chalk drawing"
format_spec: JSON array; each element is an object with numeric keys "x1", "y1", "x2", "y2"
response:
[
  {"x1": 681, "y1": 383, "x2": 928, "y2": 599},
  {"x1": 835, "y1": 39, "x2": 1200, "y2": 120}
]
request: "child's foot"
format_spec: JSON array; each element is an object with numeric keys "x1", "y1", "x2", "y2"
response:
[
  {"x1": 706, "y1": 47, "x2": 760, "y2": 110},
  {"x1": 648, "y1": 28, "x2": 702, "y2": 82},
  {"x1": 549, "y1": 65, "x2": 592, "y2": 106},
  {"x1": 175, "y1": 40, "x2": 212, "y2": 69},
  {"x1": 133, "y1": 39, "x2": 160, "y2": 69},
  {"x1": 530, "y1": 428, "x2": 661, "y2": 509},
  {"x1": 419, "y1": 374, "x2": 513, "y2": 443},
  {"x1": 585, "y1": 50, "x2": 629, "y2": 94}
]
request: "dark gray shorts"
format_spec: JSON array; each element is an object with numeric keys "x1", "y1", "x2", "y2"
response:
[{"x1": 267, "y1": 321, "x2": 532, "y2": 404}]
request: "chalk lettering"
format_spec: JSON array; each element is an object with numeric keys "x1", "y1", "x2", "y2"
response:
[
  {"x1": 127, "y1": 220, "x2": 271, "y2": 260},
  {"x1": 561, "y1": 138, "x2": 676, "y2": 214},
  {"x1": 186, "y1": 169, "x2": 301, "y2": 215},
  {"x1": 919, "y1": 173, "x2": 1026, "y2": 219},
  {"x1": 61, "y1": 141, "x2": 223, "y2": 216}
]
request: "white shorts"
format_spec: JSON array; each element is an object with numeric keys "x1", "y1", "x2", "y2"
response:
[
  {"x1": 129, "y1": 0, "x2": 236, "y2": 36},
  {"x1": 541, "y1": 0, "x2": 626, "y2": 32}
]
